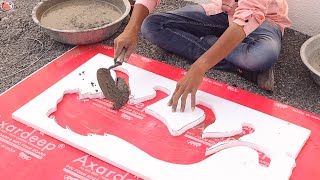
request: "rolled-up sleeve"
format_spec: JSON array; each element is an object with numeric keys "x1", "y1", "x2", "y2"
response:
[
  {"x1": 233, "y1": 0, "x2": 272, "y2": 36},
  {"x1": 135, "y1": 0, "x2": 161, "y2": 13}
]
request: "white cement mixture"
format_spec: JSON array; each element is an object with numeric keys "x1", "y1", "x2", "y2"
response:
[{"x1": 40, "y1": 0, "x2": 122, "y2": 30}]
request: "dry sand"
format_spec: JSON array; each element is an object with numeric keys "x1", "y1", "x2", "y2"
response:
[{"x1": 40, "y1": 0, "x2": 122, "y2": 30}]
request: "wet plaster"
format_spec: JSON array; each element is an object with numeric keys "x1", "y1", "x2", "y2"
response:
[{"x1": 96, "y1": 68, "x2": 129, "y2": 110}]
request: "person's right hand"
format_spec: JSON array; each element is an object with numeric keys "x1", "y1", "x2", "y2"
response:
[{"x1": 114, "y1": 29, "x2": 138, "y2": 62}]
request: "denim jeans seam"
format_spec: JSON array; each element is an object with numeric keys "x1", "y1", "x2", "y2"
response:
[
  {"x1": 165, "y1": 28, "x2": 208, "y2": 52},
  {"x1": 165, "y1": 20, "x2": 227, "y2": 29}
]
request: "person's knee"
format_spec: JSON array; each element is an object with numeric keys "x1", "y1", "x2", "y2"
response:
[
  {"x1": 141, "y1": 14, "x2": 164, "y2": 43},
  {"x1": 245, "y1": 42, "x2": 281, "y2": 71}
]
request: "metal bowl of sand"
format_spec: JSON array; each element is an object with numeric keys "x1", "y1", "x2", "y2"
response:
[
  {"x1": 32, "y1": 0, "x2": 131, "y2": 45},
  {"x1": 301, "y1": 34, "x2": 320, "y2": 87}
]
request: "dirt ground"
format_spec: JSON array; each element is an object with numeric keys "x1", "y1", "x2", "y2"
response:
[{"x1": 0, "y1": 0, "x2": 319, "y2": 115}]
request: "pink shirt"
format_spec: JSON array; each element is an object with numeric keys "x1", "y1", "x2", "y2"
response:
[{"x1": 135, "y1": 0, "x2": 291, "y2": 36}]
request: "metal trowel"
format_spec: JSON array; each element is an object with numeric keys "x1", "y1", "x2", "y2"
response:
[{"x1": 96, "y1": 48, "x2": 130, "y2": 110}]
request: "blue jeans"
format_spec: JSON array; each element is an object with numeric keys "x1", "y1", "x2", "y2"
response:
[{"x1": 140, "y1": 5, "x2": 283, "y2": 72}]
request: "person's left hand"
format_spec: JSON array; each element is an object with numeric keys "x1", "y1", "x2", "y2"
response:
[{"x1": 168, "y1": 64, "x2": 206, "y2": 112}]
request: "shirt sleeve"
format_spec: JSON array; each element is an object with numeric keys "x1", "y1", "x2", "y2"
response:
[
  {"x1": 233, "y1": 0, "x2": 272, "y2": 36},
  {"x1": 135, "y1": 0, "x2": 161, "y2": 13}
]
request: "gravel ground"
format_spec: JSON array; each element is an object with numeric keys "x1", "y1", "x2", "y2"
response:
[{"x1": 0, "y1": 0, "x2": 319, "y2": 115}]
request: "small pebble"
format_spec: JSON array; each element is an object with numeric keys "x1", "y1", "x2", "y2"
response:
[{"x1": 2, "y1": 17, "x2": 9, "y2": 21}]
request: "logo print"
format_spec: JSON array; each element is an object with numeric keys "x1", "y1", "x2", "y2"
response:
[
  {"x1": 0, "y1": 1, "x2": 14, "y2": 12},
  {"x1": 18, "y1": 152, "x2": 31, "y2": 160}
]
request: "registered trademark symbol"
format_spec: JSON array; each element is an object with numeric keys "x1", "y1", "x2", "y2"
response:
[
  {"x1": 0, "y1": 1, "x2": 14, "y2": 12},
  {"x1": 58, "y1": 144, "x2": 65, "y2": 149}
]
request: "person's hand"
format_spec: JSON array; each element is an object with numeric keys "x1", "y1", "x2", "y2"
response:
[
  {"x1": 168, "y1": 64, "x2": 206, "y2": 112},
  {"x1": 114, "y1": 29, "x2": 138, "y2": 62}
]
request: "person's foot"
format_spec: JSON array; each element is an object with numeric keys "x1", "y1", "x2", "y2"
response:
[
  {"x1": 236, "y1": 67, "x2": 275, "y2": 92},
  {"x1": 257, "y1": 67, "x2": 275, "y2": 92}
]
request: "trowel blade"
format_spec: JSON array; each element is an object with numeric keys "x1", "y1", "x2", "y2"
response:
[{"x1": 96, "y1": 68, "x2": 129, "y2": 110}]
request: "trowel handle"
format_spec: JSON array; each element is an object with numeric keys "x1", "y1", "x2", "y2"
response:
[{"x1": 114, "y1": 48, "x2": 127, "y2": 64}]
